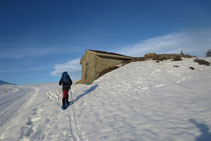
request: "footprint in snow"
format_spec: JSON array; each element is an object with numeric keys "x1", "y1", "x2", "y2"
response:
[
  {"x1": 142, "y1": 87, "x2": 149, "y2": 91},
  {"x1": 155, "y1": 84, "x2": 165, "y2": 88}
]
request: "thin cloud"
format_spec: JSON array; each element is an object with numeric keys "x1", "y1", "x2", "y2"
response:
[
  {"x1": 0, "y1": 44, "x2": 81, "y2": 59},
  {"x1": 0, "y1": 46, "x2": 58, "y2": 59},
  {"x1": 51, "y1": 58, "x2": 81, "y2": 76},
  {"x1": 116, "y1": 29, "x2": 211, "y2": 57},
  {"x1": 0, "y1": 75, "x2": 52, "y2": 79},
  {"x1": 0, "y1": 66, "x2": 53, "y2": 73}
]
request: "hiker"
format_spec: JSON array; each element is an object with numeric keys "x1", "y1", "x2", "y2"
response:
[{"x1": 59, "y1": 71, "x2": 73, "y2": 108}]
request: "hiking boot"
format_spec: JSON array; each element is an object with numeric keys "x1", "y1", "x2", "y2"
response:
[{"x1": 62, "y1": 98, "x2": 66, "y2": 107}]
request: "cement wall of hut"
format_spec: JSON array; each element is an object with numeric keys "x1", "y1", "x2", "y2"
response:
[
  {"x1": 80, "y1": 51, "x2": 134, "y2": 84},
  {"x1": 81, "y1": 52, "x2": 97, "y2": 84}
]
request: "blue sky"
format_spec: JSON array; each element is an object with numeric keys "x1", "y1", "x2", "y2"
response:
[{"x1": 0, "y1": 0, "x2": 211, "y2": 84}]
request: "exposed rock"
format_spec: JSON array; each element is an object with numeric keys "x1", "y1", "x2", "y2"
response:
[
  {"x1": 144, "y1": 53, "x2": 191, "y2": 62},
  {"x1": 194, "y1": 59, "x2": 210, "y2": 66},
  {"x1": 144, "y1": 53, "x2": 157, "y2": 59},
  {"x1": 172, "y1": 56, "x2": 182, "y2": 61},
  {"x1": 189, "y1": 67, "x2": 195, "y2": 70}
]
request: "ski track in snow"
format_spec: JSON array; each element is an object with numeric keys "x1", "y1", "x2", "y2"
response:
[
  {"x1": 0, "y1": 57, "x2": 211, "y2": 141},
  {"x1": 0, "y1": 85, "x2": 35, "y2": 128}
]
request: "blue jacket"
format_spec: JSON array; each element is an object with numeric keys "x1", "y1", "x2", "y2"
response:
[{"x1": 59, "y1": 72, "x2": 72, "y2": 90}]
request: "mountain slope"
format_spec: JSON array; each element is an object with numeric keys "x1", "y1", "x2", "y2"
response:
[
  {"x1": 0, "y1": 57, "x2": 211, "y2": 141},
  {"x1": 0, "y1": 80, "x2": 10, "y2": 85}
]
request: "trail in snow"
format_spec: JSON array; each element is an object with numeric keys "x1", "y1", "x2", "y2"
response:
[
  {"x1": 0, "y1": 57, "x2": 211, "y2": 141},
  {"x1": 0, "y1": 82, "x2": 89, "y2": 141},
  {"x1": 0, "y1": 85, "x2": 37, "y2": 130}
]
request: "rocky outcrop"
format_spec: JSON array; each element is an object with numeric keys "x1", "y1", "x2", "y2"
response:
[
  {"x1": 194, "y1": 58, "x2": 210, "y2": 66},
  {"x1": 144, "y1": 53, "x2": 192, "y2": 61}
]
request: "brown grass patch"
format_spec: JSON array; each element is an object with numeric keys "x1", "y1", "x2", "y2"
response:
[{"x1": 99, "y1": 66, "x2": 119, "y2": 77}]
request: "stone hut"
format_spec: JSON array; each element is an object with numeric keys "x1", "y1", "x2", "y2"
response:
[{"x1": 79, "y1": 50, "x2": 135, "y2": 84}]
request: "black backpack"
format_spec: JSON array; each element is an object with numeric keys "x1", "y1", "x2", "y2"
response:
[{"x1": 62, "y1": 72, "x2": 72, "y2": 85}]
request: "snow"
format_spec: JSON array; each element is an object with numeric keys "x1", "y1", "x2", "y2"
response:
[{"x1": 0, "y1": 57, "x2": 211, "y2": 141}]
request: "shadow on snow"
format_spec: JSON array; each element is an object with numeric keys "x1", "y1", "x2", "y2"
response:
[
  {"x1": 189, "y1": 118, "x2": 211, "y2": 141},
  {"x1": 69, "y1": 84, "x2": 98, "y2": 106}
]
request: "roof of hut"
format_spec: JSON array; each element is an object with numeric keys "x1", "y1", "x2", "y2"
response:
[{"x1": 80, "y1": 49, "x2": 134, "y2": 64}]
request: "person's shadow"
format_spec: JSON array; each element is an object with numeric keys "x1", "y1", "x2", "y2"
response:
[
  {"x1": 189, "y1": 118, "x2": 211, "y2": 141},
  {"x1": 69, "y1": 84, "x2": 98, "y2": 106}
]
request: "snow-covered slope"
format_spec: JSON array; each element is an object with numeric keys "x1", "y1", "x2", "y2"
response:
[{"x1": 0, "y1": 57, "x2": 211, "y2": 141}]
